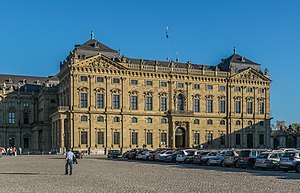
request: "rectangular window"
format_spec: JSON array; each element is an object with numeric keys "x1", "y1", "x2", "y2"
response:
[
  {"x1": 247, "y1": 101, "x2": 253, "y2": 114},
  {"x1": 113, "y1": 132, "x2": 120, "y2": 145},
  {"x1": 96, "y1": 94, "x2": 104, "y2": 108},
  {"x1": 80, "y1": 93, "x2": 88, "y2": 108},
  {"x1": 96, "y1": 77, "x2": 104, "y2": 82},
  {"x1": 194, "y1": 84, "x2": 200, "y2": 89},
  {"x1": 194, "y1": 133, "x2": 200, "y2": 145},
  {"x1": 207, "y1": 133, "x2": 213, "y2": 145},
  {"x1": 146, "y1": 96, "x2": 153, "y2": 111},
  {"x1": 9, "y1": 112, "x2": 15, "y2": 124},
  {"x1": 247, "y1": 87, "x2": 253, "y2": 93},
  {"x1": 235, "y1": 86, "x2": 241, "y2": 92},
  {"x1": 131, "y1": 79, "x2": 138, "y2": 85},
  {"x1": 219, "y1": 100, "x2": 225, "y2": 113},
  {"x1": 130, "y1": 96, "x2": 138, "y2": 110},
  {"x1": 23, "y1": 102, "x2": 29, "y2": 107},
  {"x1": 259, "y1": 134, "x2": 264, "y2": 145},
  {"x1": 98, "y1": 131, "x2": 104, "y2": 144},
  {"x1": 23, "y1": 112, "x2": 29, "y2": 124},
  {"x1": 112, "y1": 78, "x2": 120, "y2": 84},
  {"x1": 178, "y1": 83, "x2": 184, "y2": 88},
  {"x1": 113, "y1": 95, "x2": 120, "y2": 109},
  {"x1": 146, "y1": 81, "x2": 153, "y2": 86},
  {"x1": 236, "y1": 134, "x2": 241, "y2": 145},
  {"x1": 147, "y1": 133, "x2": 153, "y2": 145},
  {"x1": 220, "y1": 134, "x2": 225, "y2": 145},
  {"x1": 207, "y1": 99, "x2": 213, "y2": 113},
  {"x1": 219, "y1": 86, "x2": 225, "y2": 91},
  {"x1": 80, "y1": 76, "x2": 88, "y2": 81},
  {"x1": 259, "y1": 88, "x2": 265, "y2": 93},
  {"x1": 160, "y1": 133, "x2": 167, "y2": 145},
  {"x1": 194, "y1": 99, "x2": 200, "y2": 112},
  {"x1": 235, "y1": 100, "x2": 241, "y2": 113},
  {"x1": 207, "y1": 85, "x2": 213, "y2": 90},
  {"x1": 160, "y1": 81, "x2": 167, "y2": 87},
  {"x1": 160, "y1": 97, "x2": 167, "y2": 111},
  {"x1": 81, "y1": 131, "x2": 87, "y2": 144},
  {"x1": 259, "y1": 101, "x2": 265, "y2": 114},
  {"x1": 131, "y1": 132, "x2": 138, "y2": 145}
]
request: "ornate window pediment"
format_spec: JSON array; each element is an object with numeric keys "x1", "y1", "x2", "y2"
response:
[
  {"x1": 218, "y1": 95, "x2": 226, "y2": 100},
  {"x1": 94, "y1": 87, "x2": 105, "y2": 93},
  {"x1": 144, "y1": 91, "x2": 154, "y2": 96},
  {"x1": 110, "y1": 88, "x2": 121, "y2": 94},
  {"x1": 129, "y1": 90, "x2": 139, "y2": 95},
  {"x1": 205, "y1": 95, "x2": 214, "y2": 100},
  {"x1": 158, "y1": 92, "x2": 168, "y2": 97},
  {"x1": 192, "y1": 94, "x2": 201, "y2": 99},
  {"x1": 78, "y1": 86, "x2": 88, "y2": 92}
]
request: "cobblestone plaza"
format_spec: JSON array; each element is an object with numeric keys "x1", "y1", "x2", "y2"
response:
[{"x1": 0, "y1": 155, "x2": 299, "y2": 193}]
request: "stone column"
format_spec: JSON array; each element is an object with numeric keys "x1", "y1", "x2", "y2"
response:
[{"x1": 60, "y1": 119, "x2": 65, "y2": 153}]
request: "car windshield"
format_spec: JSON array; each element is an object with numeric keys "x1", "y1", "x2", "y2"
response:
[
  {"x1": 257, "y1": 154, "x2": 269, "y2": 158},
  {"x1": 225, "y1": 151, "x2": 234, "y2": 156},
  {"x1": 187, "y1": 151, "x2": 195, "y2": 156},
  {"x1": 282, "y1": 153, "x2": 296, "y2": 158},
  {"x1": 239, "y1": 151, "x2": 250, "y2": 157},
  {"x1": 209, "y1": 152, "x2": 217, "y2": 156},
  {"x1": 201, "y1": 152, "x2": 209, "y2": 155},
  {"x1": 166, "y1": 151, "x2": 174, "y2": 154}
]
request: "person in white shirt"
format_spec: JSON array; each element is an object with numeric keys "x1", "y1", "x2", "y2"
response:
[{"x1": 65, "y1": 148, "x2": 74, "y2": 175}]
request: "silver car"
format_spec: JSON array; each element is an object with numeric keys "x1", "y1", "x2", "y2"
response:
[
  {"x1": 254, "y1": 152, "x2": 282, "y2": 170},
  {"x1": 279, "y1": 151, "x2": 300, "y2": 172}
]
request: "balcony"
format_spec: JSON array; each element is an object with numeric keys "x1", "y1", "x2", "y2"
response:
[
  {"x1": 167, "y1": 110, "x2": 194, "y2": 116},
  {"x1": 58, "y1": 106, "x2": 70, "y2": 111}
]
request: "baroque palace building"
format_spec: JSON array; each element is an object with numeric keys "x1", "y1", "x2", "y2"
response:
[
  {"x1": 0, "y1": 34, "x2": 272, "y2": 154},
  {"x1": 50, "y1": 34, "x2": 271, "y2": 154}
]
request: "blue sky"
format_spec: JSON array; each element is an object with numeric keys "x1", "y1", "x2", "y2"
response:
[{"x1": 0, "y1": 0, "x2": 299, "y2": 125}]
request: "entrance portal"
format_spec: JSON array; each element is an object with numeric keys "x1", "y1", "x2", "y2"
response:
[
  {"x1": 175, "y1": 127, "x2": 185, "y2": 148},
  {"x1": 9, "y1": 137, "x2": 15, "y2": 147}
]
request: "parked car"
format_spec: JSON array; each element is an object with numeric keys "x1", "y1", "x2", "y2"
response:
[
  {"x1": 73, "y1": 151, "x2": 83, "y2": 159},
  {"x1": 159, "y1": 150, "x2": 175, "y2": 162},
  {"x1": 279, "y1": 151, "x2": 300, "y2": 172},
  {"x1": 236, "y1": 149, "x2": 267, "y2": 168},
  {"x1": 165, "y1": 151, "x2": 179, "y2": 163},
  {"x1": 107, "y1": 150, "x2": 122, "y2": 158},
  {"x1": 135, "y1": 149, "x2": 149, "y2": 160},
  {"x1": 154, "y1": 150, "x2": 168, "y2": 161},
  {"x1": 223, "y1": 150, "x2": 240, "y2": 167},
  {"x1": 193, "y1": 151, "x2": 209, "y2": 164},
  {"x1": 207, "y1": 152, "x2": 225, "y2": 166},
  {"x1": 122, "y1": 150, "x2": 131, "y2": 159},
  {"x1": 200, "y1": 151, "x2": 219, "y2": 165},
  {"x1": 128, "y1": 148, "x2": 143, "y2": 160},
  {"x1": 254, "y1": 152, "x2": 282, "y2": 170},
  {"x1": 176, "y1": 149, "x2": 190, "y2": 163},
  {"x1": 184, "y1": 149, "x2": 197, "y2": 163}
]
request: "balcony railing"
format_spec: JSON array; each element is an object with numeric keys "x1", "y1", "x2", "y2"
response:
[
  {"x1": 168, "y1": 110, "x2": 194, "y2": 115},
  {"x1": 58, "y1": 106, "x2": 70, "y2": 111}
]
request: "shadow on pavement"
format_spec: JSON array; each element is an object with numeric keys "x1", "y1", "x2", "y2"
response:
[{"x1": 103, "y1": 158, "x2": 300, "y2": 180}]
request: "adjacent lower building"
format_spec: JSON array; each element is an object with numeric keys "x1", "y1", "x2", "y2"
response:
[
  {"x1": 0, "y1": 75, "x2": 58, "y2": 153},
  {"x1": 50, "y1": 35, "x2": 272, "y2": 154}
]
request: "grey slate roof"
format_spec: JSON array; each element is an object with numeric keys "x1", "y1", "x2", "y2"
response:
[
  {"x1": 76, "y1": 39, "x2": 118, "y2": 53},
  {"x1": 217, "y1": 53, "x2": 261, "y2": 72},
  {"x1": 0, "y1": 74, "x2": 48, "y2": 85}
]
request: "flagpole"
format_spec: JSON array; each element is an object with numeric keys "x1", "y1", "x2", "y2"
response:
[{"x1": 166, "y1": 26, "x2": 169, "y2": 61}]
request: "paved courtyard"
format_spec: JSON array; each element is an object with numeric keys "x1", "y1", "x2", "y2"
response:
[{"x1": 0, "y1": 155, "x2": 299, "y2": 193}]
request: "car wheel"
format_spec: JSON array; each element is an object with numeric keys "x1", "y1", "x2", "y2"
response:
[
  {"x1": 295, "y1": 164, "x2": 300, "y2": 173},
  {"x1": 234, "y1": 162, "x2": 239, "y2": 168},
  {"x1": 283, "y1": 169, "x2": 289, "y2": 172}
]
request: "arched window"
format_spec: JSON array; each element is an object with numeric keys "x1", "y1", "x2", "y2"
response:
[
  {"x1": 97, "y1": 116, "x2": 104, "y2": 122},
  {"x1": 80, "y1": 115, "x2": 88, "y2": 121},
  {"x1": 131, "y1": 117, "x2": 138, "y2": 123},
  {"x1": 177, "y1": 94, "x2": 184, "y2": 111},
  {"x1": 113, "y1": 117, "x2": 120, "y2": 122},
  {"x1": 194, "y1": 119, "x2": 200, "y2": 124},
  {"x1": 220, "y1": 120, "x2": 226, "y2": 125},
  {"x1": 236, "y1": 120, "x2": 241, "y2": 125},
  {"x1": 248, "y1": 121, "x2": 252, "y2": 126},
  {"x1": 161, "y1": 118, "x2": 167, "y2": 124},
  {"x1": 146, "y1": 117, "x2": 153, "y2": 123},
  {"x1": 207, "y1": 119, "x2": 213, "y2": 125}
]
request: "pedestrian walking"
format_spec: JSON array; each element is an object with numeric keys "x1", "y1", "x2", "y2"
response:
[
  {"x1": 65, "y1": 148, "x2": 74, "y2": 175},
  {"x1": 19, "y1": 147, "x2": 22, "y2": 156}
]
